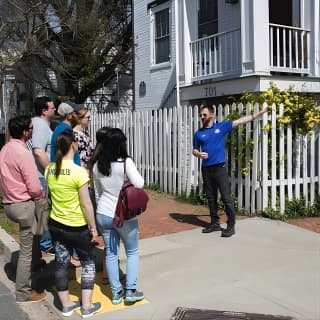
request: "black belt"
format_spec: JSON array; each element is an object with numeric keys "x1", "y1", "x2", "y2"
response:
[
  {"x1": 48, "y1": 217, "x2": 88, "y2": 232},
  {"x1": 204, "y1": 162, "x2": 225, "y2": 169}
]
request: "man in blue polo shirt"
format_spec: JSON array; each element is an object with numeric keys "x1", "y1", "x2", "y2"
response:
[{"x1": 193, "y1": 104, "x2": 268, "y2": 237}]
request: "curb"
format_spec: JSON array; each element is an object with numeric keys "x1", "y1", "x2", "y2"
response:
[{"x1": 0, "y1": 227, "x2": 20, "y2": 266}]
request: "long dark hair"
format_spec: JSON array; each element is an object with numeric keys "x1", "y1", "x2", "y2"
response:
[
  {"x1": 97, "y1": 128, "x2": 128, "y2": 176},
  {"x1": 55, "y1": 130, "x2": 74, "y2": 178},
  {"x1": 89, "y1": 126, "x2": 111, "y2": 167}
]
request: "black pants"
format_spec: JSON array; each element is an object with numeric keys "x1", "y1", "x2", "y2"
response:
[
  {"x1": 202, "y1": 164, "x2": 235, "y2": 227},
  {"x1": 49, "y1": 221, "x2": 96, "y2": 291}
]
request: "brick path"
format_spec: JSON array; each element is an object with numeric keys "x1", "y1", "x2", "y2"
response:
[{"x1": 138, "y1": 191, "x2": 320, "y2": 239}]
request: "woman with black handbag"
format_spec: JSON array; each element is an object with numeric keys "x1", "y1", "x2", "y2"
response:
[{"x1": 92, "y1": 128, "x2": 145, "y2": 305}]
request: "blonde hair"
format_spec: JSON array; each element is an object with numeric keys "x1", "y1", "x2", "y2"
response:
[{"x1": 76, "y1": 108, "x2": 89, "y2": 119}]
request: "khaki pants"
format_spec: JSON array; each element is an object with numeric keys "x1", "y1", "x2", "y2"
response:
[{"x1": 4, "y1": 200, "x2": 41, "y2": 301}]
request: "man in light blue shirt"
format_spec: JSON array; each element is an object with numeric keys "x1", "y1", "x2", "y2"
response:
[{"x1": 31, "y1": 96, "x2": 56, "y2": 256}]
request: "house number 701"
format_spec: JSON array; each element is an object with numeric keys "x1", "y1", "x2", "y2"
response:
[{"x1": 205, "y1": 86, "x2": 217, "y2": 97}]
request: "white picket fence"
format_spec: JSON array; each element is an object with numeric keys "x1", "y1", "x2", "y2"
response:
[{"x1": 88, "y1": 104, "x2": 320, "y2": 214}]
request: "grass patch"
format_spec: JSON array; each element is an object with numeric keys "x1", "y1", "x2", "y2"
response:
[{"x1": 0, "y1": 209, "x2": 17, "y2": 235}]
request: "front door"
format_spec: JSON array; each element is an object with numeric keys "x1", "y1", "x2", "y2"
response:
[{"x1": 269, "y1": 0, "x2": 300, "y2": 27}]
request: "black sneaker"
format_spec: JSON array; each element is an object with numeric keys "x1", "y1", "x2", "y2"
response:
[
  {"x1": 81, "y1": 302, "x2": 102, "y2": 318},
  {"x1": 125, "y1": 289, "x2": 144, "y2": 303},
  {"x1": 221, "y1": 225, "x2": 235, "y2": 237},
  {"x1": 202, "y1": 224, "x2": 221, "y2": 233},
  {"x1": 61, "y1": 301, "x2": 81, "y2": 317}
]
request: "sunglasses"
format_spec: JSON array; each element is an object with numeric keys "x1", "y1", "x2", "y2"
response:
[{"x1": 199, "y1": 113, "x2": 209, "y2": 118}]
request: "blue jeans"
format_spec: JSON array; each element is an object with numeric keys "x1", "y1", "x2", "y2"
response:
[
  {"x1": 96, "y1": 214, "x2": 139, "y2": 295},
  {"x1": 39, "y1": 176, "x2": 53, "y2": 252}
]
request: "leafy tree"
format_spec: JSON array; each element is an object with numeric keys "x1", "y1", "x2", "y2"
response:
[{"x1": 0, "y1": 0, "x2": 132, "y2": 104}]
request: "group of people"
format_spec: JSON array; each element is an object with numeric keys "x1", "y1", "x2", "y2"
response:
[
  {"x1": 0, "y1": 97, "x2": 145, "y2": 318},
  {"x1": 0, "y1": 95, "x2": 268, "y2": 317}
]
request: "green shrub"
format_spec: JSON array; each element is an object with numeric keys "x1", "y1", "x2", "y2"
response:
[
  {"x1": 176, "y1": 185, "x2": 208, "y2": 206},
  {"x1": 262, "y1": 207, "x2": 285, "y2": 220},
  {"x1": 147, "y1": 183, "x2": 162, "y2": 192},
  {"x1": 263, "y1": 194, "x2": 320, "y2": 220},
  {"x1": 285, "y1": 196, "x2": 306, "y2": 218}
]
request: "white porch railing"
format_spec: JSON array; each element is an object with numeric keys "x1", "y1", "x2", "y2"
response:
[
  {"x1": 190, "y1": 28, "x2": 241, "y2": 81},
  {"x1": 269, "y1": 23, "x2": 310, "y2": 74}
]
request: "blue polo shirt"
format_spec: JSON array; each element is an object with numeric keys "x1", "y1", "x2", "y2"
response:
[
  {"x1": 193, "y1": 121, "x2": 233, "y2": 167},
  {"x1": 50, "y1": 122, "x2": 80, "y2": 165}
]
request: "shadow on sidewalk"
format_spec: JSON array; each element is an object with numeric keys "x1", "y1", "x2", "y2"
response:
[
  {"x1": 169, "y1": 212, "x2": 210, "y2": 228},
  {"x1": 4, "y1": 260, "x2": 56, "y2": 294}
]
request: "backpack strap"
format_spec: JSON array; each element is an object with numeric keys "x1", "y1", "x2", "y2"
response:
[{"x1": 123, "y1": 158, "x2": 128, "y2": 182}]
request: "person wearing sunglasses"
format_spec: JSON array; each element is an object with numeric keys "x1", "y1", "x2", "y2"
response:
[
  {"x1": 0, "y1": 115, "x2": 46, "y2": 302},
  {"x1": 73, "y1": 108, "x2": 93, "y2": 169},
  {"x1": 192, "y1": 104, "x2": 268, "y2": 237}
]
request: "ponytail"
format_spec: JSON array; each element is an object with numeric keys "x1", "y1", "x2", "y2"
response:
[
  {"x1": 54, "y1": 130, "x2": 74, "y2": 178},
  {"x1": 55, "y1": 149, "x2": 63, "y2": 178}
]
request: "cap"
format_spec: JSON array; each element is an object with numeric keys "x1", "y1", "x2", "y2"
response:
[{"x1": 57, "y1": 101, "x2": 84, "y2": 116}]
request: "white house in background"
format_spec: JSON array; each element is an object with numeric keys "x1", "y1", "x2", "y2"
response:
[{"x1": 134, "y1": 0, "x2": 320, "y2": 109}]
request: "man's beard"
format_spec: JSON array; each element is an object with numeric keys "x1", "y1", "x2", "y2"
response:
[{"x1": 201, "y1": 119, "x2": 210, "y2": 127}]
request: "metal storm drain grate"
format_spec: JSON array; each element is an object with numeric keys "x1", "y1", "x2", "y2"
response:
[{"x1": 171, "y1": 308, "x2": 294, "y2": 320}]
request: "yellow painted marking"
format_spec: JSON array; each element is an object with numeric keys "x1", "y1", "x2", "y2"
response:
[{"x1": 69, "y1": 272, "x2": 148, "y2": 316}]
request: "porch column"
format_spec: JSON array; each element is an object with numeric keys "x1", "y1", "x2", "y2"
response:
[
  {"x1": 311, "y1": 0, "x2": 320, "y2": 77},
  {"x1": 183, "y1": 0, "x2": 197, "y2": 85},
  {"x1": 241, "y1": 0, "x2": 270, "y2": 76}
]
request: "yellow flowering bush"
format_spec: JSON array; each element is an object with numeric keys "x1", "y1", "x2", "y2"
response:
[
  {"x1": 239, "y1": 82, "x2": 320, "y2": 135},
  {"x1": 226, "y1": 82, "x2": 320, "y2": 179}
]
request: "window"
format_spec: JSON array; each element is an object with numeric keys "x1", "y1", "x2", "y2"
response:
[
  {"x1": 153, "y1": 7, "x2": 170, "y2": 64},
  {"x1": 198, "y1": 0, "x2": 218, "y2": 38}
]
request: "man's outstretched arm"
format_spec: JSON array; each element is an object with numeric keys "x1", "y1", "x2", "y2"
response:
[{"x1": 232, "y1": 105, "x2": 268, "y2": 128}]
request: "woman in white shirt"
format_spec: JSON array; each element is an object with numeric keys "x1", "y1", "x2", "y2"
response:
[{"x1": 93, "y1": 128, "x2": 145, "y2": 305}]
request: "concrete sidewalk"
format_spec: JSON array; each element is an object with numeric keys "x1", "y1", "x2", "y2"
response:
[{"x1": 1, "y1": 217, "x2": 320, "y2": 320}]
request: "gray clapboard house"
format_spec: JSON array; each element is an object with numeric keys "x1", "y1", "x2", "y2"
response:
[{"x1": 134, "y1": 0, "x2": 320, "y2": 109}]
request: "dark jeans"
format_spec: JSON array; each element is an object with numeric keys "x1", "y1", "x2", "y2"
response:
[
  {"x1": 49, "y1": 221, "x2": 95, "y2": 291},
  {"x1": 202, "y1": 164, "x2": 235, "y2": 227}
]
